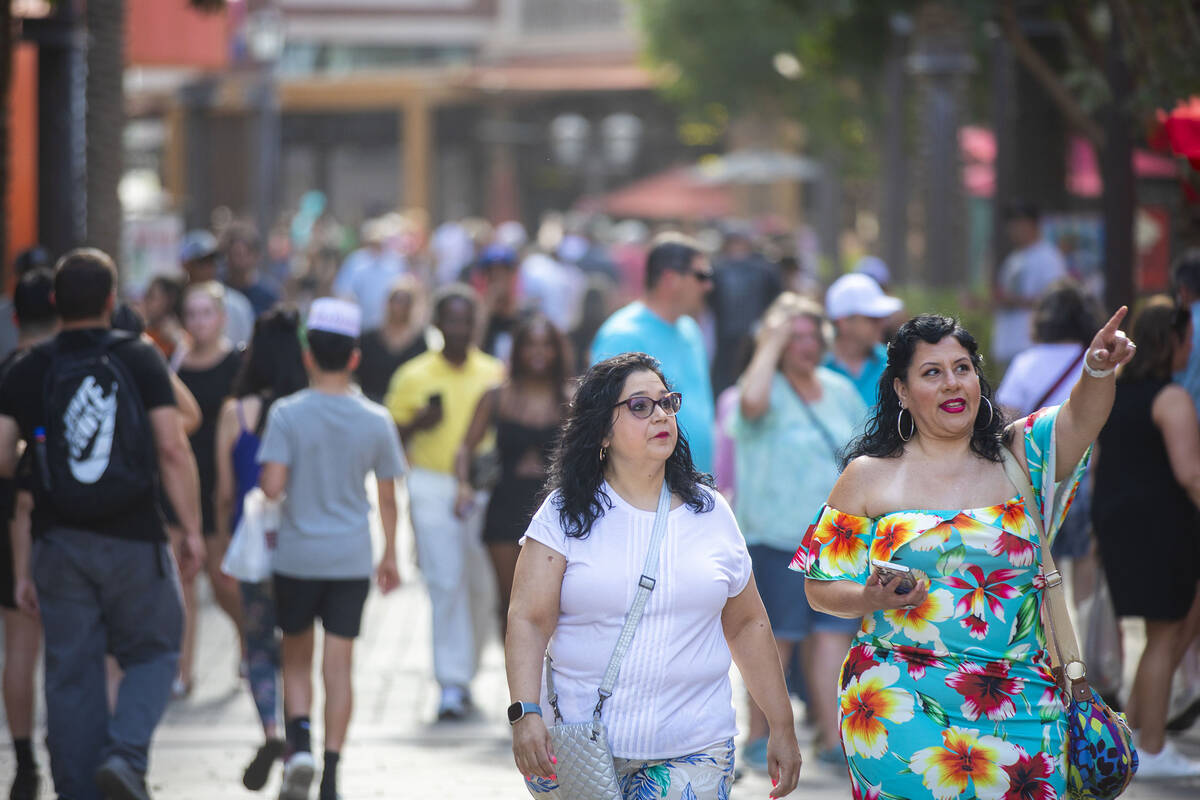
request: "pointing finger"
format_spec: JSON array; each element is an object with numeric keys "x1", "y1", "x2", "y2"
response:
[{"x1": 1100, "y1": 306, "x2": 1128, "y2": 337}]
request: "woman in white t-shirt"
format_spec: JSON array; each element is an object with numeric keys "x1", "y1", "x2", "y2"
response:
[{"x1": 506, "y1": 353, "x2": 802, "y2": 800}]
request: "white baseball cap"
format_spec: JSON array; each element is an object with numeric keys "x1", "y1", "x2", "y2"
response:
[
  {"x1": 307, "y1": 298, "x2": 362, "y2": 338},
  {"x1": 825, "y1": 273, "x2": 903, "y2": 320}
]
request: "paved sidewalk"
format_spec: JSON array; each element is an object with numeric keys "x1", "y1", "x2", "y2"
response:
[{"x1": 1, "y1": 495, "x2": 1199, "y2": 797}]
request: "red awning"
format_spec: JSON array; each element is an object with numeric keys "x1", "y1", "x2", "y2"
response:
[{"x1": 576, "y1": 165, "x2": 734, "y2": 220}]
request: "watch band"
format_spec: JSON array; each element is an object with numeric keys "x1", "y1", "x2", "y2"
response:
[{"x1": 507, "y1": 700, "x2": 542, "y2": 725}]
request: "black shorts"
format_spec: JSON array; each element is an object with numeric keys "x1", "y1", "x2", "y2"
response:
[{"x1": 272, "y1": 573, "x2": 370, "y2": 639}]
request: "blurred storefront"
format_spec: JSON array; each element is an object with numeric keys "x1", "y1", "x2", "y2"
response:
[{"x1": 157, "y1": 0, "x2": 709, "y2": 233}]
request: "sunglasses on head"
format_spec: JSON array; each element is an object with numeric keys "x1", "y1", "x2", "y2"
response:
[{"x1": 612, "y1": 392, "x2": 683, "y2": 419}]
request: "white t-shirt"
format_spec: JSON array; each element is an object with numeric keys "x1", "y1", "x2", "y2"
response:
[
  {"x1": 996, "y1": 342, "x2": 1086, "y2": 416},
  {"x1": 522, "y1": 484, "x2": 752, "y2": 759},
  {"x1": 993, "y1": 240, "x2": 1068, "y2": 362}
]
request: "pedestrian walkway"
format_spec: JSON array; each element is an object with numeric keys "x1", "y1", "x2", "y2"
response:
[{"x1": 2, "y1": 502, "x2": 1199, "y2": 797}]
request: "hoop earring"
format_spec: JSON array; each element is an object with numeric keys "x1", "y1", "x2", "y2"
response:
[
  {"x1": 978, "y1": 396, "x2": 996, "y2": 428},
  {"x1": 897, "y1": 407, "x2": 915, "y2": 442}
]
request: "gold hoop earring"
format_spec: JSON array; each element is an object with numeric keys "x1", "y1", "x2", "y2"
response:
[{"x1": 897, "y1": 407, "x2": 915, "y2": 442}]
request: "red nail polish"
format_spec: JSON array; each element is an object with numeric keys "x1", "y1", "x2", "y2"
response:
[
  {"x1": 551, "y1": 774, "x2": 558, "y2": 781},
  {"x1": 551, "y1": 756, "x2": 557, "y2": 764}
]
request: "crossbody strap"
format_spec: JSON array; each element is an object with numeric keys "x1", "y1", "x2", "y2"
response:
[
  {"x1": 546, "y1": 481, "x2": 673, "y2": 724},
  {"x1": 1032, "y1": 348, "x2": 1086, "y2": 411},
  {"x1": 794, "y1": 390, "x2": 842, "y2": 461},
  {"x1": 1000, "y1": 448, "x2": 1091, "y2": 702}
]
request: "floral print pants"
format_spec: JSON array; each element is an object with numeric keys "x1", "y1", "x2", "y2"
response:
[
  {"x1": 240, "y1": 580, "x2": 280, "y2": 730},
  {"x1": 526, "y1": 738, "x2": 735, "y2": 800}
]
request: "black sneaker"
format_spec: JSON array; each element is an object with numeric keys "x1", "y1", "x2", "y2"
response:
[
  {"x1": 95, "y1": 755, "x2": 151, "y2": 800},
  {"x1": 1166, "y1": 696, "x2": 1200, "y2": 733},
  {"x1": 9, "y1": 766, "x2": 39, "y2": 800},
  {"x1": 243, "y1": 738, "x2": 286, "y2": 791}
]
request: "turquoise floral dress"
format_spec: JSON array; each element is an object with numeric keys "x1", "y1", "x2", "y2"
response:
[{"x1": 792, "y1": 406, "x2": 1087, "y2": 800}]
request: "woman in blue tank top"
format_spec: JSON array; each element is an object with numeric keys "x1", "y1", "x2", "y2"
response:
[{"x1": 214, "y1": 309, "x2": 308, "y2": 791}]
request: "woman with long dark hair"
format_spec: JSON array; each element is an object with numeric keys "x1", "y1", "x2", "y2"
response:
[
  {"x1": 453, "y1": 313, "x2": 573, "y2": 636},
  {"x1": 797, "y1": 310, "x2": 1133, "y2": 798},
  {"x1": 1093, "y1": 296, "x2": 1200, "y2": 778},
  {"x1": 506, "y1": 353, "x2": 801, "y2": 800},
  {"x1": 213, "y1": 309, "x2": 308, "y2": 791}
]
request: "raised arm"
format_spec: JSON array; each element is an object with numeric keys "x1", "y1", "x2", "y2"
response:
[
  {"x1": 1153, "y1": 383, "x2": 1200, "y2": 509},
  {"x1": 739, "y1": 318, "x2": 788, "y2": 420},
  {"x1": 505, "y1": 539, "x2": 565, "y2": 782},
  {"x1": 722, "y1": 576, "x2": 801, "y2": 797},
  {"x1": 1052, "y1": 306, "x2": 1136, "y2": 479}
]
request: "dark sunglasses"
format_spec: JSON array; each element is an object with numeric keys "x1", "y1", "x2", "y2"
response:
[{"x1": 612, "y1": 392, "x2": 683, "y2": 419}]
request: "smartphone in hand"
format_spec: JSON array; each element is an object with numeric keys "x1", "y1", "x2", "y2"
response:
[{"x1": 870, "y1": 558, "x2": 916, "y2": 595}]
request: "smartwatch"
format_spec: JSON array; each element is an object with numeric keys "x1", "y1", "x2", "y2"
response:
[{"x1": 507, "y1": 701, "x2": 542, "y2": 725}]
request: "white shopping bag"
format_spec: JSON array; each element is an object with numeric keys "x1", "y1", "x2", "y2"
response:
[{"x1": 221, "y1": 488, "x2": 279, "y2": 582}]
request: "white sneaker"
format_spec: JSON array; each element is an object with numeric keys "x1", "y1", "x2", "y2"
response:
[
  {"x1": 1134, "y1": 740, "x2": 1200, "y2": 780},
  {"x1": 278, "y1": 751, "x2": 315, "y2": 800}
]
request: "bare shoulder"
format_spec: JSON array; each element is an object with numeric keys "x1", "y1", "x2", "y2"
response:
[
  {"x1": 1152, "y1": 383, "x2": 1196, "y2": 424},
  {"x1": 827, "y1": 456, "x2": 891, "y2": 516}
]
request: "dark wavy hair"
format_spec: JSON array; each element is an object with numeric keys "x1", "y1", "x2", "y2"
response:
[
  {"x1": 233, "y1": 308, "x2": 309, "y2": 434},
  {"x1": 546, "y1": 352, "x2": 714, "y2": 538},
  {"x1": 843, "y1": 314, "x2": 1008, "y2": 466}
]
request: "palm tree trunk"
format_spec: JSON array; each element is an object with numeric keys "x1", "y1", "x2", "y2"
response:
[
  {"x1": 0, "y1": 2, "x2": 13, "y2": 285},
  {"x1": 85, "y1": 0, "x2": 126, "y2": 265}
]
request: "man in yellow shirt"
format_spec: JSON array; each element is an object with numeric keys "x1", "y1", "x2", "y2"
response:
[{"x1": 385, "y1": 285, "x2": 504, "y2": 720}]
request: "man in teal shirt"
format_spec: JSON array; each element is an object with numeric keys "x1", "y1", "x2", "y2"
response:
[
  {"x1": 822, "y1": 272, "x2": 902, "y2": 407},
  {"x1": 591, "y1": 235, "x2": 716, "y2": 472}
]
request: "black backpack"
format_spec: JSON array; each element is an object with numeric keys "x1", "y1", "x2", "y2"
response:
[{"x1": 34, "y1": 331, "x2": 157, "y2": 523}]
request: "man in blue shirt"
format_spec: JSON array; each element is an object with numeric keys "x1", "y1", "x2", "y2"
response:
[
  {"x1": 590, "y1": 235, "x2": 716, "y2": 472},
  {"x1": 822, "y1": 273, "x2": 902, "y2": 407}
]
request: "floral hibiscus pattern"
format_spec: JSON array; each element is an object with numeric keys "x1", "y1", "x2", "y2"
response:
[{"x1": 795, "y1": 405, "x2": 1084, "y2": 799}]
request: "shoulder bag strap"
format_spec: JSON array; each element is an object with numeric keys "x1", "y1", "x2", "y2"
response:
[
  {"x1": 545, "y1": 481, "x2": 673, "y2": 723},
  {"x1": 1032, "y1": 348, "x2": 1086, "y2": 411},
  {"x1": 1000, "y1": 448, "x2": 1091, "y2": 702},
  {"x1": 794, "y1": 391, "x2": 842, "y2": 461}
]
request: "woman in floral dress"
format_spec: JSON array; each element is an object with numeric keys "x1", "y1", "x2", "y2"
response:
[{"x1": 797, "y1": 310, "x2": 1134, "y2": 799}]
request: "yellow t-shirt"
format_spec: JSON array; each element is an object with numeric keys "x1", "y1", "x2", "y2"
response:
[{"x1": 384, "y1": 348, "x2": 505, "y2": 474}]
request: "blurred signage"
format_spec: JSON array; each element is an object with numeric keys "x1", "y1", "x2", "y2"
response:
[{"x1": 122, "y1": 215, "x2": 183, "y2": 295}]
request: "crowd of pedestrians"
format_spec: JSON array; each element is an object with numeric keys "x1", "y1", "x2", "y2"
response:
[{"x1": 1, "y1": 198, "x2": 1200, "y2": 800}]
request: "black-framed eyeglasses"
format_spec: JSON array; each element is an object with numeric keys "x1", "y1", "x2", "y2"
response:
[
  {"x1": 689, "y1": 268, "x2": 714, "y2": 282},
  {"x1": 612, "y1": 392, "x2": 683, "y2": 419}
]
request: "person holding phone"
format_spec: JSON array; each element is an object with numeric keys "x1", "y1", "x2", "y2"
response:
[
  {"x1": 794, "y1": 311, "x2": 1133, "y2": 798},
  {"x1": 385, "y1": 284, "x2": 504, "y2": 720}
]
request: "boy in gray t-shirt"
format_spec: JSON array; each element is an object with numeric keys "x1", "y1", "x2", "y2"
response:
[{"x1": 258, "y1": 298, "x2": 406, "y2": 800}]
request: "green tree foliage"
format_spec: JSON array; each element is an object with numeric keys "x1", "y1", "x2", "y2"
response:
[{"x1": 634, "y1": 0, "x2": 899, "y2": 174}]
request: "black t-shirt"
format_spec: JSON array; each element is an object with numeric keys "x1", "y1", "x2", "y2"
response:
[
  {"x1": 356, "y1": 329, "x2": 426, "y2": 404},
  {"x1": 0, "y1": 329, "x2": 177, "y2": 541},
  {"x1": 178, "y1": 349, "x2": 242, "y2": 532}
]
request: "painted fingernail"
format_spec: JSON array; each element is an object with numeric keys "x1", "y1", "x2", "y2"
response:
[
  {"x1": 550, "y1": 774, "x2": 558, "y2": 781},
  {"x1": 551, "y1": 756, "x2": 557, "y2": 764}
]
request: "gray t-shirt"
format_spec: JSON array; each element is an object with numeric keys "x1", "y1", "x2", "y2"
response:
[{"x1": 258, "y1": 388, "x2": 407, "y2": 579}]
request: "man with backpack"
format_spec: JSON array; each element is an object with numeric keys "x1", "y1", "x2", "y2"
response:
[{"x1": 0, "y1": 248, "x2": 203, "y2": 800}]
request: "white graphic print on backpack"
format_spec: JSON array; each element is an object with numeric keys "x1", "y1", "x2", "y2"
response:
[
  {"x1": 64, "y1": 375, "x2": 118, "y2": 484},
  {"x1": 39, "y1": 332, "x2": 156, "y2": 522}
]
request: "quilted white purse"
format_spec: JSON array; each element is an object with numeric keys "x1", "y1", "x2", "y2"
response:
[{"x1": 541, "y1": 483, "x2": 672, "y2": 800}]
